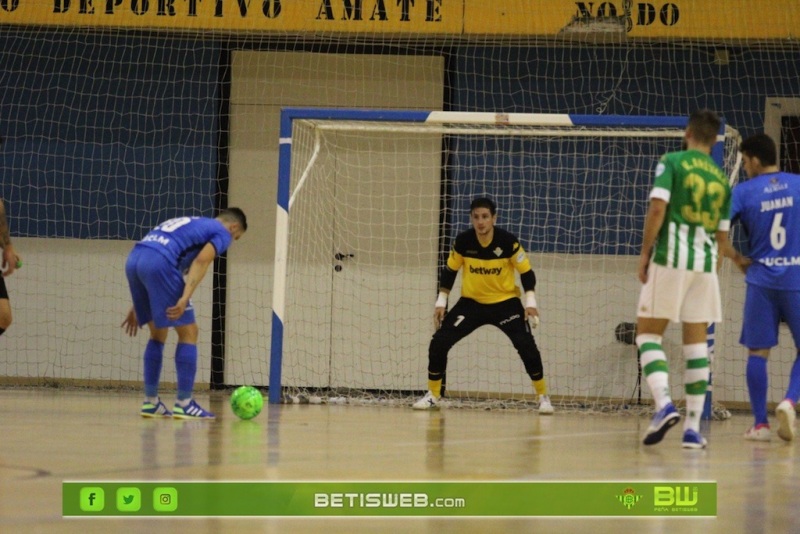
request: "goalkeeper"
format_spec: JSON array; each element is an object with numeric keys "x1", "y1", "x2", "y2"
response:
[{"x1": 412, "y1": 197, "x2": 553, "y2": 414}]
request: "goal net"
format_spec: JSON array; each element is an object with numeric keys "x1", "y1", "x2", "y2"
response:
[{"x1": 270, "y1": 108, "x2": 742, "y2": 414}]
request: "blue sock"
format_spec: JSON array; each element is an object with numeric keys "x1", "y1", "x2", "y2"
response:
[
  {"x1": 175, "y1": 343, "x2": 198, "y2": 401},
  {"x1": 785, "y1": 353, "x2": 800, "y2": 403},
  {"x1": 143, "y1": 340, "x2": 165, "y2": 398},
  {"x1": 746, "y1": 355, "x2": 769, "y2": 426}
]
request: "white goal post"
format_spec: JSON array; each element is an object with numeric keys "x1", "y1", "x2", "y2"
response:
[{"x1": 268, "y1": 108, "x2": 741, "y2": 411}]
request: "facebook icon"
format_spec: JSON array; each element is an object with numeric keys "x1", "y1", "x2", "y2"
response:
[{"x1": 79, "y1": 487, "x2": 105, "y2": 512}]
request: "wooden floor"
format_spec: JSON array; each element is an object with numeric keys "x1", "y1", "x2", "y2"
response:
[{"x1": 1, "y1": 388, "x2": 797, "y2": 534}]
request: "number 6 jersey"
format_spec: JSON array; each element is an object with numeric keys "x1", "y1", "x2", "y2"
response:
[{"x1": 731, "y1": 171, "x2": 800, "y2": 290}]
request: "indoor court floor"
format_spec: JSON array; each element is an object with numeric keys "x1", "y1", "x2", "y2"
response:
[{"x1": 0, "y1": 387, "x2": 796, "y2": 533}]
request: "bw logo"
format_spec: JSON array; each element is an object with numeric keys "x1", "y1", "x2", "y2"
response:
[{"x1": 617, "y1": 487, "x2": 642, "y2": 510}]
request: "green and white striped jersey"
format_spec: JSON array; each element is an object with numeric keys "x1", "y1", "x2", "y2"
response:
[{"x1": 649, "y1": 149, "x2": 732, "y2": 273}]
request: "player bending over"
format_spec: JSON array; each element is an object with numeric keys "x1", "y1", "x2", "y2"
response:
[{"x1": 122, "y1": 208, "x2": 247, "y2": 419}]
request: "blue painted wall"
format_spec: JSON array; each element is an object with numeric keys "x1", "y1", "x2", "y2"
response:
[
  {"x1": 0, "y1": 30, "x2": 221, "y2": 239},
  {"x1": 1, "y1": 31, "x2": 797, "y2": 252}
]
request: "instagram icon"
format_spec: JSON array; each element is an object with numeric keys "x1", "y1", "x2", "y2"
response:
[{"x1": 153, "y1": 487, "x2": 178, "y2": 512}]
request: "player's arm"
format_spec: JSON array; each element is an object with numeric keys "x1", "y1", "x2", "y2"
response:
[
  {"x1": 433, "y1": 246, "x2": 463, "y2": 329},
  {"x1": 0, "y1": 198, "x2": 20, "y2": 276},
  {"x1": 716, "y1": 227, "x2": 750, "y2": 274},
  {"x1": 520, "y1": 269, "x2": 540, "y2": 328},
  {"x1": 638, "y1": 198, "x2": 667, "y2": 283},
  {"x1": 166, "y1": 242, "x2": 217, "y2": 320},
  {"x1": 512, "y1": 243, "x2": 540, "y2": 327},
  {"x1": 721, "y1": 189, "x2": 750, "y2": 273},
  {"x1": 433, "y1": 265, "x2": 458, "y2": 329},
  {"x1": 639, "y1": 156, "x2": 673, "y2": 283}
]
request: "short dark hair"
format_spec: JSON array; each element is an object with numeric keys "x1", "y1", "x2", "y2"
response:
[
  {"x1": 219, "y1": 207, "x2": 248, "y2": 231},
  {"x1": 470, "y1": 197, "x2": 496, "y2": 215},
  {"x1": 687, "y1": 109, "x2": 722, "y2": 146},
  {"x1": 740, "y1": 133, "x2": 778, "y2": 167}
]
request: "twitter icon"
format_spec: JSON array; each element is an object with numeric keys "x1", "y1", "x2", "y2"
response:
[{"x1": 116, "y1": 487, "x2": 141, "y2": 512}]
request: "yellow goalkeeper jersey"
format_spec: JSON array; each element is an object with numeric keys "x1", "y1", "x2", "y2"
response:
[{"x1": 447, "y1": 227, "x2": 533, "y2": 304}]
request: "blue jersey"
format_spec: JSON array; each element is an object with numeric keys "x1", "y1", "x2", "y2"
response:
[
  {"x1": 731, "y1": 171, "x2": 800, "y2": 290},
  {"x1": 135, "y1": 216, "x2": 232, "y2": 272}
]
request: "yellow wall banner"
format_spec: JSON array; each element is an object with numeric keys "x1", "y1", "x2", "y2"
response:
[
  {"x1": 0, "y1": 0, "x2": 459, "y2": 33},
  {"x1": 0, "y1": 0, "x2": 797, "y2": 39},
  {"x1": 466, "y1": 1, "x2": 798, "y2": 40}
]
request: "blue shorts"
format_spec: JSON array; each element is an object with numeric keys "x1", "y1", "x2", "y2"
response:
[
  {"x1": 125, "y1": 246, "x2": 195, "y2": 329},
  {"x1": 740, "y1": 284, "x2": 800, "y2": 350}
]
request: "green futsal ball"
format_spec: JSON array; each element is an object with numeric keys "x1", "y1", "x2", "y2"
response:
[{"x1": 230, "y1": 386, "x2": 264, "y2": 420}]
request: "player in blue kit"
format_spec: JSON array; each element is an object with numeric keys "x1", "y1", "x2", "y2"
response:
[
  {"x1": 121, "y1": 208, "x2": 247, "y2": 419},
  {"x1": 730, "y1": 134, "x2": 800, "y2": 442}
]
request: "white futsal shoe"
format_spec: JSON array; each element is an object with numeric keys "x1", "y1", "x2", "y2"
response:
[
  {"x1": 412, "y1": 391, "x2": 440, "y2": 410},
  {"x1": 538, "y1": 395, "x2": 554, "y2": 415}
]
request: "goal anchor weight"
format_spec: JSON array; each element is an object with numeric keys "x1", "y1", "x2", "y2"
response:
[{"x1": 615, "y1": 322, "x2": 641, "y2": 405}]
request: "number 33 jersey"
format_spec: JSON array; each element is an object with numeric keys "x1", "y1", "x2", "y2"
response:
[{"x1": 649, "y1": 149, "x2": 731, "y2": 273}]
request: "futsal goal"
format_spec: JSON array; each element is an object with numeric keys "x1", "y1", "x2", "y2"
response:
[{"x1": 269, "y1": 108, "x2": 742, "y2": 414}]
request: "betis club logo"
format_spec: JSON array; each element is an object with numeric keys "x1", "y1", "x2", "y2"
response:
[{"x1": 617, "y1": 487, "x2": 642, "y2": 510}]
